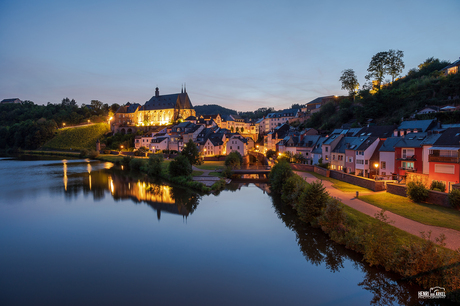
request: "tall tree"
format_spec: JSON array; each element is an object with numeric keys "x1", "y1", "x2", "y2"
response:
[
  {"x1": 365, "y1": 51, "x2": 388, "y2": 90},
  {"x1": 181, "y1": 139, "x2": 201, "y2": 165},
  {"x1": 386, "y1": 49, "x2": 404, "y2": 82},
  {"x1": 339, "y1": 69, "x2": 359, "y2": 100}
]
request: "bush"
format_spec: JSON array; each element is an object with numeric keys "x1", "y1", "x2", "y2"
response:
[
  {"x1": 281, "y1": 175, "x2": 308, "y2": 206},
  {"x1": 318, "y1": 197, "x2": 347, "y2": 236},
  {"x1": 79, "y1": 149, "x2": 89, "y2": 158},
  {"x1": 225, "y1": 151, "x2": 243, "y2": 168},
  {"x1": 406, "y1": 181, "x2": 429, "y2": 202},
  {"x1": 268, "y1": 160, "x2": 293, "y2": 193},
  {"x1": 448, "y1": 189, "x2": 460, "y2": 209},
  {"x1": 429, "y1": 180, "x2": 446, "y2": 192},
  {"x1": 266, "y1": 149, "x2": 277, "y2": 160},
  {"x1": 296, "y1": 180, "x2": 329, "y2": 224},
  {"x1": 144, "y1": 154, "x2": 164, "y2": 177},
  {"x1": 221, "y1": 166, "x2": 233, "y2": 178},
  {"x1": 87, "y1": 150, "x2": 99, "y2": 159},
  {"x1": 129, "y1": 158, "x2": 144, "y2": 171},
  {"x1": 122, "y1": 156, "x2": 133, "y2": 168},
  {"x1": 169, "y1": 155, "x2": 192, "y2": 177}
]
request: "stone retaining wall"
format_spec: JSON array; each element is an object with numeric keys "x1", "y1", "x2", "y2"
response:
[
  {"x1": 387, "y1": 183, "x2": 451, "y2": 208},
  {"x1": 329, "y1": 170, "x2": 388, "y2": 191}
]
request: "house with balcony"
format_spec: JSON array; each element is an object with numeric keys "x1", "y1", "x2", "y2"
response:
[
  {"x1": 393, "y1": 133, "x2": 426, "y2": 177},
  {"x1": 330, "y1": 137, "x2": 356, "y2": 172},
  {"x1": 428, "y1": 127, "x2": 460, "y2": 191}
]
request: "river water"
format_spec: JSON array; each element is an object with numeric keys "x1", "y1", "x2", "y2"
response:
[{"x1": 0, "y1": 157, "x2": 432, "y2": 305}]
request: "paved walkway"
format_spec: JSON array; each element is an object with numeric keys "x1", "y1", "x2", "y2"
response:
[
  {"x1": 191, "y1": 166, "x2": 225, "y2": 187},
  {"x1": 295, "y1": 171, "x2": 460, "y2": 251}
]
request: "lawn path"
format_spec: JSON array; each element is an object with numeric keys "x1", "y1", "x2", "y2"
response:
[{"x1": 295, "y1": 171, "x2": 460, "y2": 251}]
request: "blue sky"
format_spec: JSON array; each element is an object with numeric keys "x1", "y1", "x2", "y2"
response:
[{"x1": 0, "y1": 0, "x2": 459, "y2": 111}]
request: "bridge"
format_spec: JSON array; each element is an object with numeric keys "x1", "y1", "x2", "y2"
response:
[{"x1": 217, "y1": 165, "x2": 271, "y2": 178}]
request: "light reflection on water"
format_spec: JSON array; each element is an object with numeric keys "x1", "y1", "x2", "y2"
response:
[{"x1": 0, "y1": 156, "x2": 426, "y2": 306}]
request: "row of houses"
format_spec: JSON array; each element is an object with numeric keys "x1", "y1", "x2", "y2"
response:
[
  {"x1": 134, "y1": 120, "x2": 255, "y2": 158},
  {"x1": 277, "y1": 119, "x2": 460, "y2": 191}
]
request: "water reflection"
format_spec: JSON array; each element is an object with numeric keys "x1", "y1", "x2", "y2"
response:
[
  {"x1": 58, "y1": 165, "x2": 200, "y2": 220},
  {"x1": 270, "y1": 195, "x2": 423, "y2": 306}
]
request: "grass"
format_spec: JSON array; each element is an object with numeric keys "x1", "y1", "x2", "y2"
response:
[
  {"x1": 341, "y1": 205, "x2": 436, "y2": 247},
  {"x1": 195, "y1": 161, "x2": 225, "y2": 171},
  {"x1": 192, "y1": 170, "x2": 204, "y2": 177},
  {"x1": 359, "y1": 193, "x2": 460, "y2": 231},
  {"x1": 43, "y1": 123, "x2": 110, "y2": 151},
  {"x1": 308, "y1": 171, "x2": 372, "y2": 193},
  {"x1": 209, "y1": 171, "x2": 223, "y2": 177}
]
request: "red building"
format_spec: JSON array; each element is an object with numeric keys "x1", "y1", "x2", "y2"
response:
[
  {"x1": 394, "y1": 133, "x2": 426, "y2": 176},
  {"x1": 428, "y1": 128, "x2": 460, "y2": 191}
]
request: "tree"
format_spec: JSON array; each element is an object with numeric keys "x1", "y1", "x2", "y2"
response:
[
  {"x1": 296, "y1": 180, "x2": 329, "y2": 224},
  {"x1": 386, "y1": 49, "x2": 404, "y2": 82},
  {"x1": 169, "y1": 155, "x2": 192, "y2": 177},
  {"x1": 266, "y1": 149, "x2": 277, "y2": 160},
  {"x1": 225, "y1": 151, "x2": 243, "y2": 168},
  {"x1": 268, "y1": 160, "x2": 293, "y2": 193},
  {"x1": 181, "y1": 139, "x2": 201, "y2": 165},
  {"x1": 365, "y1": 51, "x2": 388, "y2": 90},
  {"x1": 339, "y1": 69, "x2": 360, "y2": 100}
]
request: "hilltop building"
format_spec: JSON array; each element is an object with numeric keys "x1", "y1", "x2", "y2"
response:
[{"x1": 112, "y1": 87, "x2": 196, "y2": 134}]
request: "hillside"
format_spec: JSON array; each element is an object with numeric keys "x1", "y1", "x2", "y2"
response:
[
  {"x1": 194, "y1": 104, "x2": 238, "y2": 117},
  {"x1": 42, "y1": 123, "x2": 110, "y2": 151},
  {"x1": 303, "y1": 59, "x2": 460, "y2": 131}
]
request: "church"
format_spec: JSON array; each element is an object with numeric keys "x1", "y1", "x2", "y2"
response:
[{"x1": 112, "y1": 86, "x2": 196, "y2": 134}]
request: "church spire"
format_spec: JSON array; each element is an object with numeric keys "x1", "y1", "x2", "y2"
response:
[
  {"x1": 184, "y1": 83, "x2": 186, "y2": 93},
  {"x1": 181, "y1": 84, "x2": 183, "y2": 94}
]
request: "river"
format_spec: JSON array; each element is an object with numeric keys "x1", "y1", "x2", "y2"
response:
[{"x1": 0, "y1": 157, "x2": 430, "y2": 305}]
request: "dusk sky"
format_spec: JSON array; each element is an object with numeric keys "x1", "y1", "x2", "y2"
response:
[{"x1": 1, "y1": 0, "x2": 459, "y2": 111}]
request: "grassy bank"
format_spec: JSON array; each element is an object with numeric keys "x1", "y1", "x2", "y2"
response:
[
  {"x1": 42, "y1": 123, "x2": 110, "y2": 151},
  {"x1": 270, "y1": 161, "x2": 460, "y2": 302},
  {"x1": 307, "y1": 171, "x2": 372, "y2": 193},
  {"x1": 359, "y1": 193, "x2": 460, "y2": 231}
]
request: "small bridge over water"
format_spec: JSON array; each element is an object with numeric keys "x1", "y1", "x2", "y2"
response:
[{"x1": 218, "y1": 165, "x2": 271, "y2": 179}]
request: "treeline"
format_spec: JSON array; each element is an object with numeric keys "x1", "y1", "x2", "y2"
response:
[
  {"x1": 303, "y1": 57, "x2": 460, "y2": 130},
  {"x1": 0, "y1": 98, "x2": 119, "y2": 150},
  {"x1": 269, "y1": 161, "x2": 460, "y2": 302},
  {"x1": 194, "y1": 104, "x2": 238, "y2": 117}
]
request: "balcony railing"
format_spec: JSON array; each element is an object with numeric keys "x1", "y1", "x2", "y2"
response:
[
  {"x1": 396, "y1": 155, "x2": 416, "y2": 161},
  {"x1": 428, "y1": 155, "x2": 460, "y2": 163}
]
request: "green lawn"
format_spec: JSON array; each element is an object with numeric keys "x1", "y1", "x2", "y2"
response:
[
  {"x1": 195, "y1": 161, "x2": 225, "y2": 171},
  {"x1": 192, "y1": 170, "x2": 204, "y2": 177},
  {"x1": 308, "y1": 172, "x2": 372, "y2": 193},
  {"x1": 359, "y1": 193, "x2": 460, "y2": 231},
  {"x1": 209, "y1": 171, "x2": 223, "y2": 177}
]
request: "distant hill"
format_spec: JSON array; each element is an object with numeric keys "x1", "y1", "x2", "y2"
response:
[{"x1": 194, "y1": 104, "x2": 238, "y2": 117}]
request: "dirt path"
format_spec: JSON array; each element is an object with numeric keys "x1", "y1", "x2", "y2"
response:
[{"x1": 295, "y1": 171, "x2": 460, "y2": 251}]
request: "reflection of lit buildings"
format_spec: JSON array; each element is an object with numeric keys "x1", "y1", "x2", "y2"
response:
[
  {"x1": 60, "y1": 161, "x2": 194, "y2": 220},
  {"x1": 107, "y1": 174, "x2": 191, "y2": 219}
]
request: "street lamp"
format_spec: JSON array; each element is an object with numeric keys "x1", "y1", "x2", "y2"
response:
[
  {"x1": 62, "y1": 122, "x2": 66, "y2": 127},
  {"x1": 374, "y1": 163, "x2": 379, "y2": 180}
]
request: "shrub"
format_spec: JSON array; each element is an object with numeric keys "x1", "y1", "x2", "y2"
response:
[
  {"x1": 79, "y1": 149, "x2": 89, "y2": 158},
  {"x1": 406, "y1": 181, "x2": 429, "y2": 202},
  {"x1": 266, "y1": 149, "x2": 277, "y2": 160},
  {"x1": 181, "y1": 139, "x2": 201, "y2": 165},
  {"x1": 169, "y1": 155, "x2": 192, "y2": 177},
  {"x1": 268, "y1": 160, "x2": 293, "y2": 193},
  {"x1": 318, "y1": 197, "x2": 347, "y2": 237},
  {"x1": 281, "y1": 175, "x2": 308, "y2": 207},
  {"x1": 129, "y1": 158, "x2": 144, "y2": 171},
  {"x1": 225, "y1": 151, "x2": 243, "y2": 168},
  {"x1": 296, "y1": 180, "x2": 329, "y2": 224},
  {"x1": 221, "y1": 166, "x2": 233, "y2": 178},
  {"x1": 144, "y1": 153, "x2": 163, "y2": 177},
  {"x1": 122, "y1": 156, "x2": 133, "y2": 168},
  {"x1": 429, "y1": 180, "x2": 446, "y2": 192},
  {"x1": 87, "y1": 150, "x2": 99, "y2": 159},
  {"x1": 448, "y1": 189, "x2": 460, "y2": 209}
]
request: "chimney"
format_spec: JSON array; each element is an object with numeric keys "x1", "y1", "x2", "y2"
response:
[{"x1": 155, "y1": 87, "x2": 159, "y2": 97}]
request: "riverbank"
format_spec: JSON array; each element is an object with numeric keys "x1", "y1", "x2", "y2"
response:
[{"x1": 270, "y1": 161, "x2": 460, "y2": 302}]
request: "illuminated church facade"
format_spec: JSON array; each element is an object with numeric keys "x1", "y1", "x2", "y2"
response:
[{"x1": 112, "y1": 87, "x2": 196, "y2": 134}]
